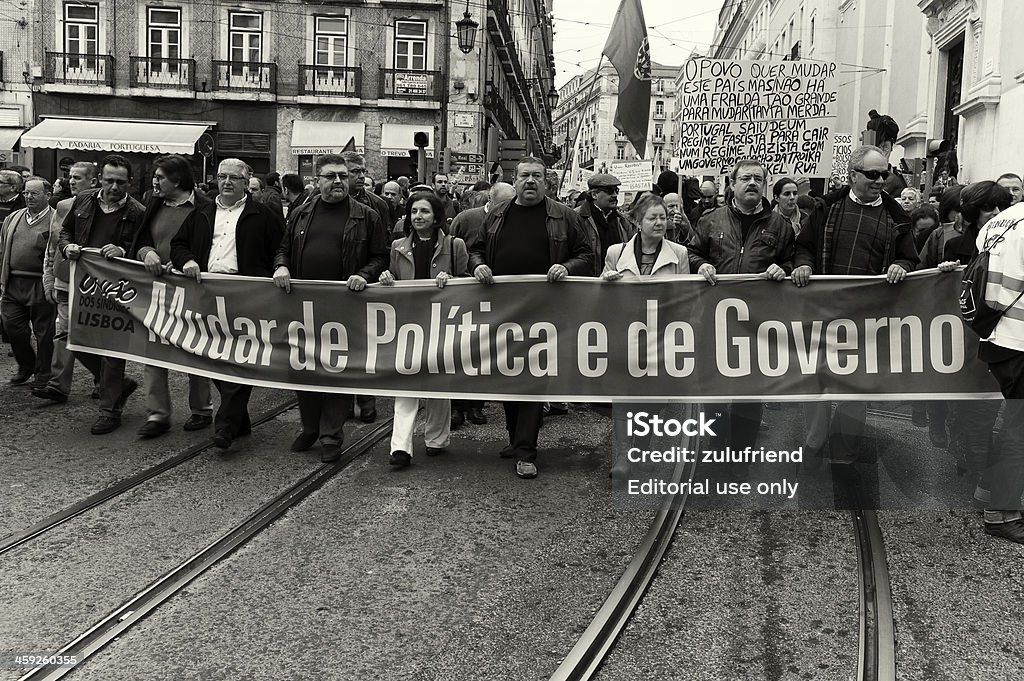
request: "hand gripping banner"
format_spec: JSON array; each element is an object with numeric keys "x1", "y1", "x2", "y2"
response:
[{"x1": 68, "y1": 252, "x2": 1000, "y2": 401}]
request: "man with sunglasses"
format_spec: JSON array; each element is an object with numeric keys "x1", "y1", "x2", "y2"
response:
[
  {"x1": 793, "y1": 145, "x2": 918, "y2": 463},
  {"x1": 577, "y1": 174, "x2": 630, "y2": 276},
  {"x1": 60, "y1": 154, "x2": 146, "y2": 434}
]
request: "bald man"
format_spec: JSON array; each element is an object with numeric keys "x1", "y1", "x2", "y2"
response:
[
  {"x1": 662, "y1": 193, "x2": 692, "y2": 243},
  {"x1": 382, "y1": 180, "x2": 403, "y2": 230},
  {"x1": 689, "y1": 181, "x2": 718, "y2": 226}
]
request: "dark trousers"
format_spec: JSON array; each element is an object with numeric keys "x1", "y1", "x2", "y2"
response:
[
  {"x1": 0, "y1": 276, "x2": 55, "y2": 387},
  {"x1": 212, "y1": 379, "x2": 253, "y2": 437},
  {"x1": 503, "y1": 402, "x2": 544, "y2": 462},
  {"x1": 985, "y1": 353, "x2": 1024, "y2": 510},
  {"x1": 76, "y1": 352, "x2": 126, "y2": 416},
  {"x1": 296, "y1": 391, "x2": 348, "y2": 447},
  {"x1": 454, "y1": 399, "x2": 483, "y2": 412},
  {"x1": 342, "y1": 394, "x2": 375, "y2": 416}
]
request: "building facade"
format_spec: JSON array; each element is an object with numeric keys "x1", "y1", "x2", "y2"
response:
[
  {"x1": 9, "y1": 0, "x2": 555, "y2": 194},
  {"x1": 553, "y1": 61, "x2": 677, "y2": 178},
  {"x1": 0, "y1": 2, "x2": 38, "y2": 166}
]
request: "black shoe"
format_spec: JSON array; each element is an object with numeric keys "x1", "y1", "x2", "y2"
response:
[
  {"x1": 91, "y1": 386, "x2": 100, "y2": 399},
  {"x1": 425, "y1": 446, "x2": 447, "y2": 456},
  {"x1": 984, "y1": 519, "x2": 1024, "y2": 545},
  {"x1": 929, "y1": 422, "x2": 948, "y2": 448},
  {"x1": 499, "y1": 444, "x2": 515, "y2": 459},
  {"x1": 138, "y1": 420, "x2": 170, "y2": 439},
  {"x1": 183, "y1": 414, "x2": 212, "y2": 431},
  {"x1": 9, "y1": 369, "x2": 32, "y2": 386},
  {"x1": 451, "y1": 410, "x2": 465, "y2": 429},
  {"x1": 291, "y1": 431, "x2": 318, "y2": 452},
  {"x1": 911, "y1": 409, "x2": 928, "y2": 428},
  {"x1": 389, "y1": 450, "x2": 411, "y2": 467},
  {"x1": 31, "y1": 386, "x2": 68, "y2": 403},
  {"x1": 91, "y1": 415, "x2": 122, "y2": 435},
  {"x1": 212, "y1": 430, "x2": 232, "y2": 449},
  {"x1": 321, "y1": 444, "x2": 343, "y2": 463},
  {"x1": 547, "y1": 403, "x2": 569, "y2": 416},
  {"x1": 114, "y1": 378, "x2": 139, "y2": 410},
  {"x1": 469, "y1": 407, "x2": 487, "y2": 425},
  {"x1": 359, "y1": 408, "x2": 377, "y2": 424}
]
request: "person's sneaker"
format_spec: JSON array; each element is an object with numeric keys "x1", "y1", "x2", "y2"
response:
[
  {"x1": 9, "y1": 368, "x2": 32, "y2": 386},
  {"x1": 137, "y1": 420, "x2": 170, "y2": 439},
  {"x1": 31, "y1": 386, "x2": 67, "y2": 403},
  {"x1": 389, "y1": 450, "x2": 412, "y2": 467},
  {"x1": 291, "y1": 431, "x2": 319, "y2": 452},
  {"x1": 515, "y1": 460, "x2": 538, "y2": 479},
  {"x1": 321, "y1": 444, "x2": 343, "y2": 463},
  {"x1": 183, "y1": 414, "x2": 212, "y2": 431},
  {"x1": 929, "y1": 422, "x2": 948, "y2": 447},
  {"x1": 425, "y1": 446, "x2": 447, "y2": 456},
  {"x1": 114, "y1": 378, "x2": 139, "y2": 411},
  {"x1": 469, "y1": 407, "x2": 487, "y2": 425},
  {"x1": 212, "y1": 430, "x2": 232, "y2": 449},
  {"x1": 984, "y1": 518, "x2": 1024, "y2": 545},
  {"x1": 451, "y1": 409, "x2": 465, "y2": 429},
  {"x1": 91, "y1": 415, "x2": 122, "y2": 435}
]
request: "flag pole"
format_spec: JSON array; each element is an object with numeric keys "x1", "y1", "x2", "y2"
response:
[{"x1": 559, "y1": 54, "x2": 605, "y2": 194}]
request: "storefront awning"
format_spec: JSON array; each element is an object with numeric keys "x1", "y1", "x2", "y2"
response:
[
  {"x1": 20, "y1": 117, "x2": 209, "y2": 154},
  {"x1": 291, "y1": 120, "x2": 365, "y2": 156},
  {"x1": 380, "y1": 124, "x2": 434, "y2": 158},
  {"x1": 0, "y1": 127, "x2": 24, "y2": 163}
]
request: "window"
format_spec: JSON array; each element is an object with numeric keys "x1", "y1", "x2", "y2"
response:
[
  {"x1": 148, "y1": 7, "x2": 181, "y2": 60},
  {"x1": 654, "y1": 123, "x2": 663, "y2": 138},
  {"x1": 229, "y1": 12, "x2": 262, "y2": 63},
  {"x1": 655, "y1": 100, "x2": 664, "y2": 116},
  {"x1": 615, "y1": 145, "x2": 625, "y2": 160},
  {"x1": 314, "y1": 16, "x2": 347, "y2": 67},
  {"x1": 65, "y1": 2, "x2": 98, "y2": 56},
  {"x1": 394, "y1": 20, "x2": 427, "y2": 71}
]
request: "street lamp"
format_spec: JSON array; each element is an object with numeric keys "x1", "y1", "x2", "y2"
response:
[
  {"x1": 455, "y1": 8, "x2": 478, "y2": 54},
  {"x1": 547, "y1": 86, "x2": 559, "y2": 111}
]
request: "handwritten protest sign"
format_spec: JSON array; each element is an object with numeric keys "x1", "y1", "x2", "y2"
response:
[
  {"x1": 611, "y1": 161, "x2": 653, "y2": 191},
  {"x1": 677, "y1": 58, "x2": 838, "y2": 177},
  {"x1": 832, "y1": 133, "x2": 853, "y2": 180}
]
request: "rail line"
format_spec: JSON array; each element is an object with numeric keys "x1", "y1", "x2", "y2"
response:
[
  {"x1": 0, "y1": 398, "x2": 298, "y2": 557},
  {"x1": 17, "y1": 417, "x2": 392, "y2": 681}
]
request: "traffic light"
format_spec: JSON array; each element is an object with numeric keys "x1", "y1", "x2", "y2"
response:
[{"x1": 412, "y1": 131, "x2": 429, "y2": 184}]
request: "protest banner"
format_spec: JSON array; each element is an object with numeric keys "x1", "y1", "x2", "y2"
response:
[
  {"x1": 611, "y1": 161, "x2": 654, "y2": 191},
  {"x1": 677, "y1": 58, "x2": 838, "y2": 177},
  {"x1": 68, "y1": 252, "x2": 999, "y2": 402},
  {"x1": 832, "y1": 133, "x2": 853, "y2": 179}
]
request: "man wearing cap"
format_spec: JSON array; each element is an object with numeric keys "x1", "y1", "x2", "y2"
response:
[{"x1": 576, "y1": 173, "x2": 631, "y2": 276}]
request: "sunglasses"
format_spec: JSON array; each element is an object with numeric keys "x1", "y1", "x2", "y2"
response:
[{"x1": 853, "y1": 168, "x2": 890, "y2": 181}]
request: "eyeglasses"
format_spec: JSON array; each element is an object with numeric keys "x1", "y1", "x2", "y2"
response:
[
  {"x1": 853, "y1": 168, "x2": 890, "y2": 181},
  {"x1": 22, "y1": 191, "x2": 45, "y2": 197},
  {"x1": 216, "y1": 173, "x2": 246, "y2": 182},
  {"x1": 736, "y1": 174, "x2": 765, "y2": 184},
  {"x1": 318, "y1": 173, "x2": 348, "y2": 182},
  {"x1": 347, "y1": 167, "x2": 365, "y2": 174}
]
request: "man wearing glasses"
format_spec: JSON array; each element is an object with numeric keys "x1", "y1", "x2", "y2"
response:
[
  {"x1": 0, "y1": 170, "x2": 26, "y2": 223},
  {"x1": 170, "y1": 158, "x2": 284, "y2": 450},
  {"x1": 793, "y1": 145, "x2": 918, "y2": 463},
  {"x1": 688, "y1": 159, "x2": 796, "y2": 481},
  {"x1": 576, "y1": 174, "x2": 630, "y2": 276},
  {"x1": 59, "y1": 154, "x2": 146, "y2": 434},
  {"x1": 272, "y1": 153, "x2": 389, "y2": 462},
  {"x1": 0, "y1": 177, "x2": 56, "y2": 387}
]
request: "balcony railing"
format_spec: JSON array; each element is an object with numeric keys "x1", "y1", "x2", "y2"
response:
[
  {"x1": 379, "y1": 68, "x2": 440, "y2": 101},
  {"x1": 652, "y1": 135, "x2": 667, "y2": 144},
  {"x1": 129, "y1": 56, "x2": 195, "y2": 89},
  {"x1": 653, "y1": 111, "x2": 666, "y2": 120},
  {"x1": 212, "y1": 60, "x2": 276, "y2": 94},
  {"x1": 45, "y1": 52, "x2": 114, "y2": 87},
  {"x1": 615, "y1": 132, "x2": 629, "y2": 142},
  {"x1": 484, "y1": 82, "x2": 517, "y2": 137},
  {"x1": 298, "y1": 64, "x2": 360, "y2": 98}
]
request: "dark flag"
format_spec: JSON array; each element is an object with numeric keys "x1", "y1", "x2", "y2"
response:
[
  {"x1": 342, "y1": 136, "x2": 357, "y2": 152},
  {"x1": 603, "y1": 0, "x2": 652, "y2": 158}
]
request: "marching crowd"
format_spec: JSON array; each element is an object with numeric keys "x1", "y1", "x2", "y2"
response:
[{"x1": 2, "y1": 133, "x2": 1024, "y2": 543}]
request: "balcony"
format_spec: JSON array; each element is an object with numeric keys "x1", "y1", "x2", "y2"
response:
[
  {"x1": 299, "y1": 64, "x2": 361, "y2": 99},
  {"x1": 484, "y1": 81, "x2": 517, "y2": 138},
  {"x1": 129, "y1": 56, "x2": 195, "y2": 90},
  {"x1": 652, "y1": 135, "x2": 667, "y2": 144},
  {"x1": 212, "y1": 60, "x2": 277, "y2": 94},
  {"x1": 379, "y1": 68, "x2": 441, "y2": 102},
  {"x1": 615, "y1": 132, "x2": 629, "y2": 142},
  {"x1": 653, "y1": 111, "x2": 666, "y2": 120},
  {"x1": 45, "y1": 52, "x2": 114, "y2": 87}
]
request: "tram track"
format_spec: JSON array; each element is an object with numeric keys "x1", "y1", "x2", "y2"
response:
[
  {"x1": 0, "y1": 398, "x2": 299, "y2": 558},
  {"x1": 550, "y1": 404, "x2": 897, "y2": 681},
  {"x1": 15, "y1": 418, "x2": 393, "y2": 681}
]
